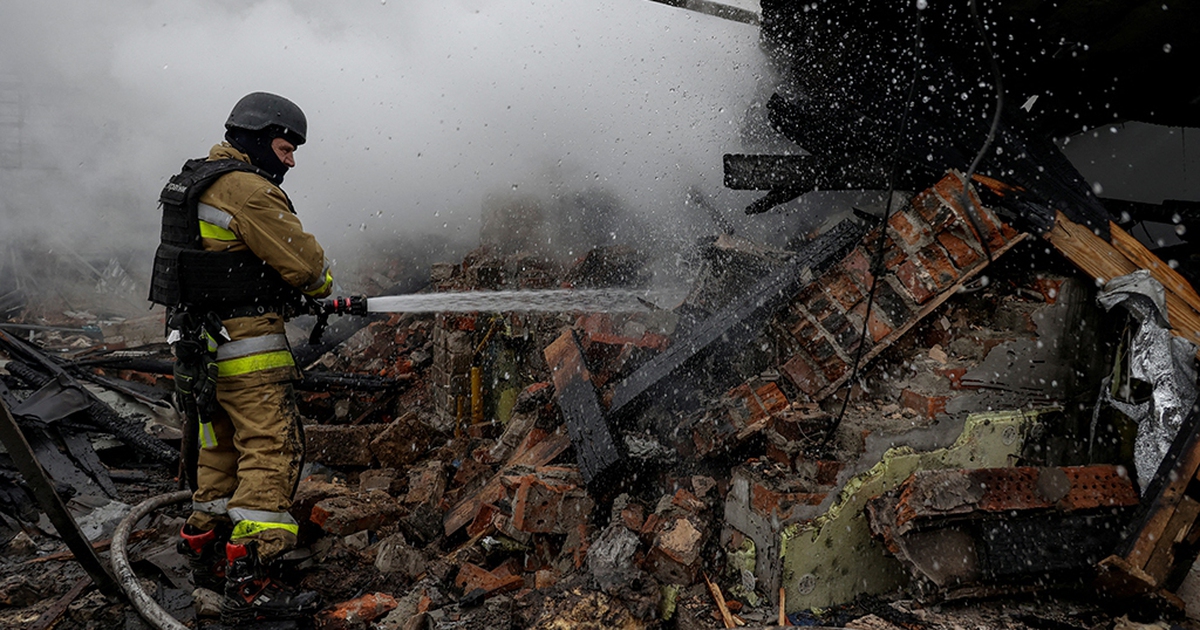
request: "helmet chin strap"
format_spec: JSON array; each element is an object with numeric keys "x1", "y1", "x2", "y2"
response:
[{"x1": 225, "y1": 128, "x2": 289, "y2": 184}]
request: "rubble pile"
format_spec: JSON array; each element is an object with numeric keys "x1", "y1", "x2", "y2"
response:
[{"x1": 5, "y1": 162, "x2": 1200, "y2": 630}]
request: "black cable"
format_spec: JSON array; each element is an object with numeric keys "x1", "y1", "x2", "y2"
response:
[
  {"x1": 957, "y1": 0, "x2": 1005, "y2": 263},
  {"x1": 821, "y1": 7, "x2": 925, "y2": 451}
]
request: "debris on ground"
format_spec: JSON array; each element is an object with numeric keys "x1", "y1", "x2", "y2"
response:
[{"x1": 4, "y1": 3, "x2": 1200, "y2": 630}]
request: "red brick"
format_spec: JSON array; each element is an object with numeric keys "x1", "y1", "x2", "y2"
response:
[
  {"x1": 672, "y1": 488, "x2": 706, "y2": 514},
  {"x1": 578, "y1": 312, "x2": 670, "y2": 352},
  {"x1": 790, "y1": 314, "x2": 821, "y2": 347},
  {"x1": 310, "y1": 490, "x2": 403, "y2": 536},
  {"x1": 910, "y1": 187, "x2": 948, "y2": 227},
  {"x1": 936, "y1": 181, "x2": 1010, "y2": 251},
  {"x1": 782, "y1": 353, "x2": 825, "y2": 396},
  {"x1": 880, "y1": 236, "x2": 905, "y2": 269},
  {"x1": 467, "y1": 503, "x2": 500, "y2": 538},
  {"x1": 726, "y1": 382, "x2": 789, "y2": 425},
  {"x1": 370, "y1": 412, "x2": 434, "y2": 468},
  {"x1": 899, "y1": 389, "x2": 949, "y2": 419},
  {"x1": 621, "y1": 503, "x2": 646, "y2": 532},
  {"x1": 807, "y1": 294, "x2": 839, "y2": 323},
  {"x1": 645, "y1": 515, "x2": 706, "y2": 585},
  {"x1": 316, "y1": 593, "x2": 398, "y2": 630},
  {"x1": 765, "y1": 441, "x2": 796, "y2": 469},
  {"x1": 511, "y1": 476, "x2": 594, "y2": 534},
  {"x1": 749, "y1": 479, "x2": 826, "y2": 521},
  {"x1": 306, "y1": 425, "x2": 376, "y2": 467},
  {"x1": 454, "y1": 563, "x2": 524, "y2": 597},
  {"x1": 935, "y1": 366, "x2": 970, "y2": 389},
  {"x1": 916, "y1": 245, "x2": 959, "y2": 291},
  {"x1": 811, "y1": 340, "x2": 849, "y2": 381},
  {"x1": 405, "y1": 461, "x2": 448, "y2": 507},
  {"x1": 850, "y1": 301, "x2": 893, "y2": 343},
  {"x1": 888, "y1": 211, "x2": 926, "y2": 247},
  {"x1": 822, "y1": 269, "x2": 864, "y2": 310},
  {"x1": 841, "y1": 248, "x2": 875, "y2": 291},
  {"x1": 816, "y1": 460, "x2": 844, "y2": 486},
  {"x1": 936, "y1": 230, "x2": 982, "y2": 270},
  {"x1": 893, "y1": 259, "x2": 936, "y2": 304}
]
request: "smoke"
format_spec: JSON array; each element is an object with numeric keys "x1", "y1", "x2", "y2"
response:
[{"x1": 0, "y1": 1, "x2": 770, "y2": 282}]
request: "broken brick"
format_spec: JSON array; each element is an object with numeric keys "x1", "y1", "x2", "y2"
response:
[
  {"x1": 511, "y1": 474, "x2": 595, "y2": 534},
  {"x1": 749, "y1": 476, "x2": 825, "y2": 521},
  {"x1": 310, "y1": 490, "x2": 403, "y2": 536},
  {"x1": 404, "y1": 460, "x2": 449, "y2": 507},
  {"x1": 644, "y1": 515, "x2": 706, "y2": 585},
  {"x1": 316, "y1": 592, "x2": 398, "y2": 630},
  {"x1": 915, "y1": 245, "x2": 959, "y2": 292},
  {"x1": 455, "y1": 562, "x2": 524, "y2": 598},
  {"x1": 781, "y1": 353, "x2": 825, "y2": 396},
  {"x1": 370, "y1": 411, "x2": 436, "y2": 469},
  {"x1": 936, "y1": 230, "x2": 982, "y2": 270},
  {"x1": 375, "y1": 533, "x2": 427, "y2": 580},
  {"x1": 306, "y1": 424, "x2": 376, "y2": 467},
  {"x1": 898, "y1": 388, "x2": 949, "y2": 419},
  {"x1": 887, "y1": 211, "x2": 926, "y2": 248},
  {"x1": 893, "y1": 259, "x2": 936, "y2": 305},
  {"x1": 841, "y1": 247, "x2": 875, "y2": 291},
  {"x1": 821, "y1": 268, "x2": 865, "y2": 310},
  {"x1": 724, "y1": 381, "x2": 789, "y2": 428}
]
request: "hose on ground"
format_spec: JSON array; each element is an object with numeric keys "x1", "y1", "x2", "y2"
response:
[{"x1": 111, "y1": 490, "x2": 192, "y2": 630}]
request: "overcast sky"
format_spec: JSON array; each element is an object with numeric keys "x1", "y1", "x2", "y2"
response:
[
  {"x1": 0, "y1": 0, "x2": 770, "y2": 272},
  {"x1": 2, "y1": 1, "x2": 1197, "y2": 289}
]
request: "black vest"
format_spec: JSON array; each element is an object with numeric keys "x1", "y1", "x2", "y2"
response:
[{"x1": 148, "y1": 158, "x2": 301, "y2": 313}]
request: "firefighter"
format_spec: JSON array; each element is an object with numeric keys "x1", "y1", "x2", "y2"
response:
[{"x1": 152, "y1": 92, "x2": 332, "y2": 624}]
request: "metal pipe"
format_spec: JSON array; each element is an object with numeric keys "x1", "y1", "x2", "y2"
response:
[{"x1": 110, "y1": 490, "x2": 192, "y2": 630}]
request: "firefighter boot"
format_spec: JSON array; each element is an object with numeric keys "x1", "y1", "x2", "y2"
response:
[
  {"x1": 220, "y1": 540, "x2": 321, "y2": 625},
  {"x1": 177, "y1": 525, "x2": 227, "y2": 592}
]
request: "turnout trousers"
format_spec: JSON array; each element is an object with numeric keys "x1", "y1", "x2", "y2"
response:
[{"x1": 186, "y1": 381, "x2": 305, "y2": 560}]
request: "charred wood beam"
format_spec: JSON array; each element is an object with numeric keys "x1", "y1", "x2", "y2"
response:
[
  {"x1": 0, "y1": 332, "x2": 177, "y2": 465},
  {"x1": 544, "y1": 330, "x2": 624, "y2": 487},
  {"x1": 0, "y1": 376, "x2": 115, "y2": 499},
  {"x1": 608, "y1": 217, "x2": 866, "y2": 418},
  {"x1": 643, "y1": 0, "x2": 759, "y2": 25},
  {"x1": 0, "y1": 398, "x2": 122, "y2": 599}
]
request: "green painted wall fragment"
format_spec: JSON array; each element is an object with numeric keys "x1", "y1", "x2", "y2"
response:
[{"x1": 780, "y1": 408, "x2": 1052, "y2": 612}]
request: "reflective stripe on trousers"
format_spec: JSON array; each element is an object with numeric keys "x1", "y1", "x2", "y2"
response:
[
  {"x1": 216, "y1": 333, "x2": 295, "y2": 378},
  {"x1": 192, "y1": 497, "x2": 230, "y2": 516},
  {"x1": 228, "y1": 507, "x2": 300, "y2": 539}
]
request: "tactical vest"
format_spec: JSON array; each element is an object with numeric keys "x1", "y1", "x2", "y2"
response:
[{"x1": 148, "y1": 158, "x2": 301, "y2": 313}]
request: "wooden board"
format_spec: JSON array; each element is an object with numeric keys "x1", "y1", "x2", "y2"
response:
[{"x1": 1047, "y1": 211, "x2": 1200, "y2": 352}]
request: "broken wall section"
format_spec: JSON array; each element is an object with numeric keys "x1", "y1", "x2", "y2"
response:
[{"x1": 776, "y1": 174, "x2": 1024, "y2": 402}]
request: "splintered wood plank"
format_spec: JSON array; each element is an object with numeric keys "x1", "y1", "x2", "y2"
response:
[
  {"x1": 1125, "y1": 431, "x2": 1200, "y2": 573},
  {"x1": 1143, "y1": 495, "x2": 1200, "y2": 584},
  {"x1": 1047, "y1": 211, "x2": 1200, "y2": 351},
  {"x1": 1110, "y1": 222, "x2": 1200, "y2": 305},
  {"x1": 442, "y1": 429, "x2": 571, "y2": 537}
]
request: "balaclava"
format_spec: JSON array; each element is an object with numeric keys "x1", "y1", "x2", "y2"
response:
[{"x1": 225, "y1": 126, "x2": 289, "y2": 184}]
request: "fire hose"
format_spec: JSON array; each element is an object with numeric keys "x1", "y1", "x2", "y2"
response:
[{"x1": 111, "y1": 490, "x2": 192, "y2": 630}]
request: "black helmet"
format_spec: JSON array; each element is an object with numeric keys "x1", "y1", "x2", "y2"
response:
[{"x1": 225, "y1": 92, "x2": 307, "y2": 145}]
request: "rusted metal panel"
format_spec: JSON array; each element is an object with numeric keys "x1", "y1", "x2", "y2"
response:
[{"x1": 892, "y1": 466, "x2": 1139, "y2": 533}]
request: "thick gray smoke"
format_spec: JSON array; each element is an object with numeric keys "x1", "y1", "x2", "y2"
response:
[{"x1": 0, "y1": 1, "x2": 768, "y2": 278}]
